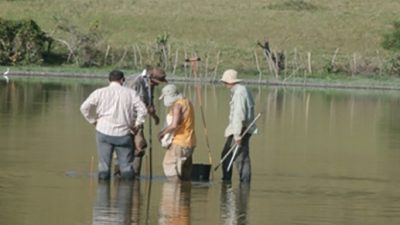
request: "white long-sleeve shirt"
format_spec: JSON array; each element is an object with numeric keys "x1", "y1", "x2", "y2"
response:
[
  {"x1": 80, "y1": 82, "x2": 147, "y2": 136},
  {"x1": 224, "y1": 84, "x2": 257, "y2": 140}
]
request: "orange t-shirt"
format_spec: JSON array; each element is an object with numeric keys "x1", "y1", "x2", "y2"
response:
[{"x1": 171, "y1": 98, "x2": 196, "y2": 148}]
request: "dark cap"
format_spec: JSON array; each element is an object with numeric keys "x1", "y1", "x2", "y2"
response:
[{"x1": 109, "y1": 70, "x2": 124, "y2": 81}]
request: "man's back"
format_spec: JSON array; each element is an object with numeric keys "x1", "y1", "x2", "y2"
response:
[
  {"x1": 172, "y1": 98, "x2": 196, "y2": 148},
  {"x1": 80, "y1": 82, "x2": 147, "y2": 136}
]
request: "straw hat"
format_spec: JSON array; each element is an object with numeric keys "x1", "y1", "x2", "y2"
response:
[
  {"x1": 220, "y1": 69, "x2": 242, "y2": 84},
  {"x1": 150, "y1": 68, "x2": 167, "y2": 83},
  {"x1": 159, "y1": 84, "x2": 182, "y2": 107}
]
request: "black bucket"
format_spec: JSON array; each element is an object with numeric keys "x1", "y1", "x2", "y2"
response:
[{"x1": 191, "y1": 163, "x2": 211, "y2": 182}]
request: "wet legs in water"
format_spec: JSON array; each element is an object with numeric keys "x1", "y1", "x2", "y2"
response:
[{"x1": 221, "y1": 134, "x2": 252, "y2": 183}]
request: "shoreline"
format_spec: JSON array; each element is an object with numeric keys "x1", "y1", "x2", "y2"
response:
[{"x1": 7, "y1": 70, "x2": 400, "y2": 91}]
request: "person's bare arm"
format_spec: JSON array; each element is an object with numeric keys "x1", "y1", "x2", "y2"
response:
[
  {"x1": 148, "y1": 105, "x2": 160, "y2": 125},
  {"x1": 158, "y1": 104, "x2": 182, "y2": 140}
]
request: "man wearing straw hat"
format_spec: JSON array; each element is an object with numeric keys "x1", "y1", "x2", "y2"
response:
[
  {"x1": 220, "y1": 69, "x2": 257, "y2": 183},
  {"x1": 158, "y1": 84, "x2": 196, "y2": 181},
  {"x1": 123, "y1": 66, "x2": 168, "y2": 177}
]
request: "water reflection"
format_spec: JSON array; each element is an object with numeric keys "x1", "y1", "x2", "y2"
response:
[
  {"x1": 220, "y1": 183, "x2": 250, "y2": 225},
  {"x1": 92, "y1": 180, "x2": 141, "y2": 225},
  {"x1": 158, "y1": 181, "x2": 191, "y2": 225},
  {"x1": 5, "y1": 80, "x2": 400, "y2": 225}
]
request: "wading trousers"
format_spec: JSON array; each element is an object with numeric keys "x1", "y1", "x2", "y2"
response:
[
  {"x1": 96, "y1": 131, "x2": 134, "y2": 180},
  {"x1": 221, "y1": 134, "x2": 252, "y2": 183}
]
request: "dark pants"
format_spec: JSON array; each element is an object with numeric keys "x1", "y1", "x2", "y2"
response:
[
  {"x1": 221, "y1": 134, "x2": 252, "y2": 183},
  {"x1": 96, "y1": 131, "x2": 134, "y2": 180},
  {"x1": 132, "y1": 154, "x2": 143, "y2": 177}
]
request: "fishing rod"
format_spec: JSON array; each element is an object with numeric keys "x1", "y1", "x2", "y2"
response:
[
  {"x1": 145, "y1": 73, "x2": 153, "y2": 179},
  {"x1": 144, "y1": 179, "x2": 153, "y2": 225},
  {"x1": 186, "y1": 57, "x2": 214, "y2": 182},
  {"x1": 148, "y1": 117, "x2": 153, "y2": 178},
  {"x1": 188, "y1": 57, "x2": 214, "y2": 166},
  {"x1": 214, "y1": 112, "x2": 262, "y2": 171}
]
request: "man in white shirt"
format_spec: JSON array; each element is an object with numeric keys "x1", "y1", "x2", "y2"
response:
[
  {"x1": 80, "y1": 70, "x2": 147, "y2": 180},
  {"x1": 220, "y1": 69, "x2": 257, "y2": 183}
]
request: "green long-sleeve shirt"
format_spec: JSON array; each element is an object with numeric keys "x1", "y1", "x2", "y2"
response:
[{"x1": 224, "y1": 84, "x2": 257, "y2": 140}]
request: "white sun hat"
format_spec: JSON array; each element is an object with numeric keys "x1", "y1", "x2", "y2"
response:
[
  {"x1": 220, "y1": 69, "x2": 242, "y2": 84},
  {"x1": 159, "y1": 84, "x2": 183, "y2": 107}
]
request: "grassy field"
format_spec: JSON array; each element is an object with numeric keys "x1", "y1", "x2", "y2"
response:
[{"x1": 1, "y1": 0, "x2": 400, "y2": 77}]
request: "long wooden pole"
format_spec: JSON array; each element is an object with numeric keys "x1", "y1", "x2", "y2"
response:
[
  {"x1": 187, "y1": 57, "x2": 213, "y2": 166},
  {"x1": 148, "y1": 117, "x2": 153, "y2": 178},
  {"x1": 146, "y1": 75, "x2": 153, "y2": 179}
]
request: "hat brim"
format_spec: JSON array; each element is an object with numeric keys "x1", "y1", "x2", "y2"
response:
[
  {"x1": 151, "y1": 77, "x2": 167, "y2": 84},
  {"x1": 220, "y1": 78, "x2": 242, "y2": 84}
]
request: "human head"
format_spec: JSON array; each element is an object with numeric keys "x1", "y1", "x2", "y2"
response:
[
  {"x1": 109, "y1": 70, "x2": 125, "y2": 84},
  {"x1": 159, "y1": 84, "x2": 183, "y2": 107},
  {"x1": 220, "y1": 69, "x2": 242, "y2": 87},
  {"x1": 148, "y1": 67, "x2": 167, "y2": 86}
]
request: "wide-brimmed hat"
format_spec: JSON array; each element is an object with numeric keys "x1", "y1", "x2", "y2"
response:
[
  {"x1": 159, "y1": 84, "x2": 182, "y2": 107},
  {"x1": 220, "y1": 69, "x2": 242, "y2": 84}
]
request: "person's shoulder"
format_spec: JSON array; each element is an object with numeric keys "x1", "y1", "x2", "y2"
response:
[
  {"x1": 233, "y1": 84, "x2": 247, "y2": 94},
  {"x1": 125, "y1": 74, "x2": 144, "y2": 87},
  {"x1": 120, "y1": 85, "x2": 137, "y2": 93},
  {"x1": 118, "y1": 86, "x2": 140, "y2": 100},
  {"x1": 234, "y1": 84, "x2": 253, "y2": 98},
  {"x1": 238, "y1": 84, "x2": 253, "y2": 92},
  {"x1": 237, "y1": 84, "x2": 247, "y2": 90},
  {"x1": 125, "y1": 73, "x2": 141, "y2": 81},
  {"x1": 176, "y1": 96, "x2": 191, "y2": 103},
  {"x1": 93, "y1": 85, "x2": 110, "y2": 93}
]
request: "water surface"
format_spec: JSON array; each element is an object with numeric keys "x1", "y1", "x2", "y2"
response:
[{"x1": 1, "y1": 79, "x2": 400, "y2": 225}]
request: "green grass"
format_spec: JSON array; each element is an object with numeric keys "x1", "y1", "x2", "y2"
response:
[{"x1": 1, "y1": 0, "x2": 400, "y2": 76}]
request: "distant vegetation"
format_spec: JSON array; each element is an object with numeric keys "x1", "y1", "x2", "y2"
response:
[
  {"x1": 268, "y1": 0, "x2": 320, "y2": 11},
  {"x1": 381, "y1": 19, "x2": 400, "y2": 75},
  {"x1": 382, "y1": 19, "x2": 400, "y2": 52},
  {"x1": 0, "y1": 0, "x2": 400, "y2": 79},
  {"x1": 0, "y1": 18, "x2": 52, "y2": 65}
]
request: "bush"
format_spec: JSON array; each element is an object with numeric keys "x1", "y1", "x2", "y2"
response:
[
  {"x1": 385, "y1": 54, "x2": 400, "y2": 76},
  {"x1": 382, "y1": 19, "x2": 400, "y2": 51},
  {"x1": 268, "y1": 0, "x2": 319, "y2": 11},
  {"x1": 0, "y1": 18, "x2": 52, "y2": 65}
]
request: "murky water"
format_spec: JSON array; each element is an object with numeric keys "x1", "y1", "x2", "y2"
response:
[{"x1": 2, "y1": 79, "x2": 400, "y2": 225}]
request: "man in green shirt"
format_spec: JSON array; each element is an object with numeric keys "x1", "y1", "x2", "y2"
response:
[{"x1": 220, "y1": 69, "x2": 257, "y2": 183}]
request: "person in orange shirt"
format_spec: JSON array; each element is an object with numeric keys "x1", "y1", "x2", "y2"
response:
[{"x1": 158, "y1": 84, "x2": 196, "y2": 181}]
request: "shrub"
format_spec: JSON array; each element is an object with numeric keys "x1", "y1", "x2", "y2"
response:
[
  {"x1": 382, "y1": 19, "x2": 400, "y2": 52},
  {"x1": 53, "y1": 18, "x2": 103, "y2": 67},
  {"x1": 268, "y1": 0, "x2": 319, "y2": 11},
  {"x1": 0, "y1": 18, "x2": 52, "y2": 65},
  {"x1": 385, "y1": 54, "x2": 400, "y2": 76}
]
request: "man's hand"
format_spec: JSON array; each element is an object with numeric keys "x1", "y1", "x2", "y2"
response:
[
  {"x1": 152, "y1": 114, "x2": 160, "y2": 125},
  {"x1": 148, "y1": 105, "x2": 156, "y2": 115},
  {"x1": 147, "y1": 105, "x2": 160, "y2": 125},
  {"x1": 158, "y1": 131, "x2": 165, "y2": 142},
  {"x1": 234, "y1": 137, "x2": 241, "y2": 145},
  {"x1": 130, "y1": 126, "x2": 140, "y2": 135}
]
